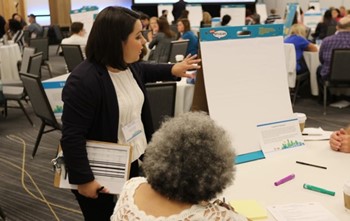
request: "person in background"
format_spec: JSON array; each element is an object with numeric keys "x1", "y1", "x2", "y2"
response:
[
  {"x1": 332, "y1": 8, "x2": 341, "y2": 22},
  {"x1": 172, "y1": 0, "x2": 187, "y2": 23},
  {"x1": 339, "y1": 6, "x2": 347, "y2": 17},
  {"x1": 160, "y1": 9, "x2": 168, "y2": 20},
  {"x1": 60, "y1": 6, "x2": 200, "y2": 221},
  {"x1": 147, "y1": 17, "x2": 159, "y2": 42},
  {"x1": 148, "y1": 18, "x2": 176, "y2": 63},
  {"x1": 177, "y1": 18, "x2": 198, "y2": 56},
  {"x1": 26, "y1": 14, "x2": 43, "y2": 38},
  {"x1": 265, "y1": 9, "x2": 281, "y2": 24},
  {"x1": 178, "y1": 9, "x2": 189, "y2": 20},
  {"x1": 140, "y1": 12, "x2": 150, "y2": 30},
  {"x1": 312, "y1": 9, "x2": 337, "y2": 42},
  {"x1": 12, "y1": 13, "x2": 27, "y2": 28},
  {"x1": 329, "y1": 127, "x2": 350, "y2": 153},
  {"x1": 8, "y1": 19, "x2": 25, "y2": 52},
  {"x1": 60, "y1": 22, "x2": 87, "y2": 56},
  {"x1": 284, "y1": 24, "x2": 318, "y2": 75},
  {"x1": 111, "y1": 112, "x2": 249, "y2": 221},
  {"x1": 220, "y1": 14, "x2": 231, "y2": 26},
  {"x1": 0, "y1": 15, "x2": 5, "y2": 38},
  {"x1": 200, "y1": 11, "x2": 212, "y2": 28},
  {"x1": 318, "y1": 15, "x2": 350, "y2": 81}
]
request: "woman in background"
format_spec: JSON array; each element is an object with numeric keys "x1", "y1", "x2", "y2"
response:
[
  {"x1": 147, "y1": 16, "x2": 159, "y2": 42},
  {"x1": 177, "y1": 18, "x2": 198, "y2": 56},
  {"x1": 312, "y1": 9, "x2": 337, "y2": 41},
  {"x1": 111, "y1": 112, "x2": 249, "y2": 221},
  {"x1": 148, "y1": 18, "x2": 176, "y2": 63},
  {"x1": 284, "y1": 24, "x2": 317, "y2": 74},
  {"x1": 8, "y1": 19, "x2": 25, "y2": 52},
  {"x1": 200, "y1": 11, "x2": 212, "y2": 28}
]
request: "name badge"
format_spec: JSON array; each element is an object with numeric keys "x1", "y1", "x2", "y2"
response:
[{"x1": 122, "y1": 119, "x2": 143, "y2": 142}]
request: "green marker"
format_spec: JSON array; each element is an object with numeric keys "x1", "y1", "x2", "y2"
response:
[{"x1": 303, "y1": 184, "x2": 335, "y2": 196}]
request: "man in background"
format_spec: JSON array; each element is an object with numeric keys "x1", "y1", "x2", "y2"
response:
[
  {"x1": 172, "y1": 0, "x2": 186, "y2": 24},
  {"x1": 26, "y1": 14, "x2": 43, "y2": 38}
]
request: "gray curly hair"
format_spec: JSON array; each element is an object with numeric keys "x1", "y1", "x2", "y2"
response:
[{"x1": 142, "y1": 111, "x2": 236, "y2": 204}]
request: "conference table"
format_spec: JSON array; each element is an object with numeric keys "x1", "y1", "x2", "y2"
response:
[
  {"x1": 42, "y1": 74, "x2": 195, "y2": 119},
  {"x1": 222, "y1": 140, "x2": 350, "y2": 220},
  {"x1": 0, "y1": 43, "x2": 22, "y2": 81}
]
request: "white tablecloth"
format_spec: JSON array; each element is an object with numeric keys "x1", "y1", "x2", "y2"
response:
[
  {"x1": 0, "y1": 44, "x2": 22, "y2": 81},
  {"x1": 303, "y1": 51, "x2": 320, "y2": 96},
  {"x1": 221, "y1": 140, "x2": 350, "y2": 220},
  {"x1": 284, "y1": 43, "x2": 297, "y2": 88},
  {"x1": 175, "y1": 78, "x2": 194, "y2": 116}
]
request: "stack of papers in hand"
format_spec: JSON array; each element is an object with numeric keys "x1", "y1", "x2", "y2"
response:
[{"x1": 302, "y1": 127, "x2": 332, "y2": 141}]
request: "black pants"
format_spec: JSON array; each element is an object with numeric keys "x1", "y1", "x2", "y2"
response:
[{"x1": 72, "y1": 160, "x2": 139, "y2": 221}]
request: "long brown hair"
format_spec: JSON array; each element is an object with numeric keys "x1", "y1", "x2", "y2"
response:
[{"x1": 158, "y1": 18, "x2": 175, "y2": 38}]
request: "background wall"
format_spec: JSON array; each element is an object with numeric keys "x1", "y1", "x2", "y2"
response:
[{"x1": 261, "y1": 0, "x2": 350, "y2": 17}]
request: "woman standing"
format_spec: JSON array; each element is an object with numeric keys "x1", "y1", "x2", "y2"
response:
[{"x1": 60, "y1": 6, "x2": 200, "y2": 221}]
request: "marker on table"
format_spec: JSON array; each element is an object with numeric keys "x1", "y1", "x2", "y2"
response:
[
  {"x1": 274, "y1": 174, "x2": 295, "y2": 186},
  {"x1": 302, "y1": 133, "x2": 322, "y2": 136},
  {"x1": 303, "y1": 184, "x2": 335, "y2": 196},
  {"x1": 296, "y1": 161, "x2": 327, "y2": 169}
]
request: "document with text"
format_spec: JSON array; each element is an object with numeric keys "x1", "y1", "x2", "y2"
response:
[{"x1": 54, "y1": 141, "x2": 132, "y2": 194}]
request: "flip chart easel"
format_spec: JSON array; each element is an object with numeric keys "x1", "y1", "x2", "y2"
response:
[
  {"x1": 198, "y1": 24, "x2": 293, "y2": 164},
  {"x1": 284, "y1": 3, "x2": 298, "y2": 35}
]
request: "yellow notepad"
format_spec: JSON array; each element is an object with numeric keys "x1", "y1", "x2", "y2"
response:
[{"x1": 230, "y1": 200, "x2": 268, "y2": 220}]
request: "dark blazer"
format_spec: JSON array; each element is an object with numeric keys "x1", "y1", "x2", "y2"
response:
[
  {"x1": 60, "y1": 60, "x2": 175, "y2": 184},
  {"x1": 172, "y1": 0, "x2": 187, "y2": 22}
]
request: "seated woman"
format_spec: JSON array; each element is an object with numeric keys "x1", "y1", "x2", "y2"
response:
[
  {"x1": 147, "y1": 17, "x2": 159, "y2": 42},
  {"x1": 111, "y1": 112, "x2": 248, "y2": 221},
  {"x1": 177, "y1": 18, "x2": 198, "y2": 56},
  {"x1": 312, "y1": 9, "x2": 337, "y2": 42},
  {"x1": 8, "y1": 19, "x2": 25, "y2": 52},
  {"x1": 200, "y1": 11, "x2": 212, "y2": 28},
  {"x1": 148, "y1": 18, "x2": 176, "y2": 63},
  {"x1": 284, "y1": 24, "x2": 318, "y2": 74},
  {"x1": 330, "y1": 127, "x2": 350, "y2": 153}
]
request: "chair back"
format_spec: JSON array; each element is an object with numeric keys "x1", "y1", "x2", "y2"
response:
[
  {"x1": 20, "y1": 47, "x2": 36, "y2": 74},
  {"x1": 28, "y1": 52, "x2": 43, "y2": 78},
  {"x1": 29, "y1": 38, "x2": 49, "y2": 61},
  {"x1": 167, "y1": 39, "x2": 189, "y2": 63},
  {"x1": 61, "y1": 44, "x2": 85, "y2": 72},
  {"x1": 52, "y1": 25, "x2": 64, "y2": 43},
  {"x1": 329, "y1": 49, "x2": 350, "y2": 83},
  {"x1": 20, "y1": 73, "x2": 59, "y2": 127},
  {"x1": 326, "y1": 25, "x2": 337, "y2": 37},
  {"x1": 42, "y1": 26, "x2": 49, "y2": 38},
  {"x1": 23, "y1": 30, "x2": 31, "y2": 44},
  {"x1": 145, "y1": 82, "x2": 177, "y2": 131}
]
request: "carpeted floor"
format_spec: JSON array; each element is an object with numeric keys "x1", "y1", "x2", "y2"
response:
[{"x1": 0, "y1": 125, "x2": 83, "y2": 221}]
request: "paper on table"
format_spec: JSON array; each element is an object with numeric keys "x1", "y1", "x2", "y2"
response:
[
  {"x1": 302, "y1": 127, "x2": 333, "y2": 141},
  {"x1": 257, "y1": 118, "x2": 305, "y2": 158},
  {"x1": 230, "y1": 200, "x2": 267, "y2": 220},
  {"x1": 267, "y1": 202, "x2": 338, "y2": 221}
]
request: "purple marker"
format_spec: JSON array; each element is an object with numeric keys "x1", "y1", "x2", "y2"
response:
[{"x1": 274, "y1": 174, "x2": 295, "y2": 186}]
